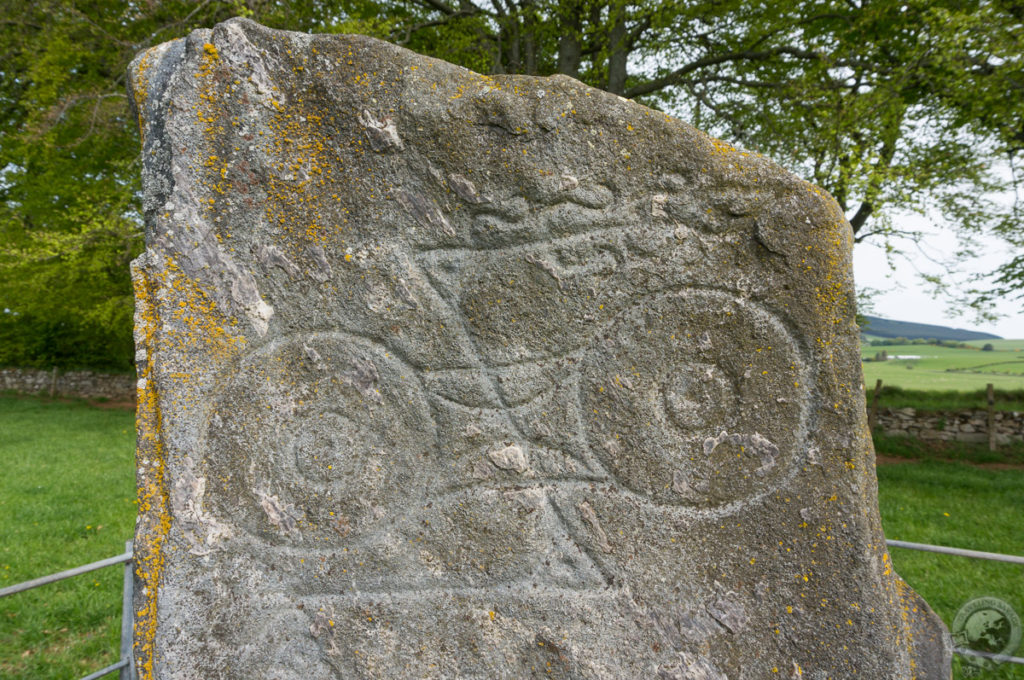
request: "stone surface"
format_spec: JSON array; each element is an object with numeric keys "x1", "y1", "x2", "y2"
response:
[{"x1": 128, "y1": 18, "x2": 950, "y2": 679}]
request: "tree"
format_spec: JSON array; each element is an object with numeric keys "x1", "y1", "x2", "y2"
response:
[
  {"x1": 718, "y1": 1, "x2": 1024, "y2": 315},
  {"x1": 0, "y1": 1, "x2": 144, "y2": 369},
  {"x1": 0, "y1": 0, "x2": 1020, "y2": 369},
  {"x1": 0, "y1": 0, "x2": 344, "y2": 369}
]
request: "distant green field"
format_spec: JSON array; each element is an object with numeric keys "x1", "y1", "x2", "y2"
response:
[
  {"x1": 964, "y1": 339, "x2": 1024, "y2": 351},
  {"x1": 862, "y1": 341, "x2": 1024, "y2": 391}
]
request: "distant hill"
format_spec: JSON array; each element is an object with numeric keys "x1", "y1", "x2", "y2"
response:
[{"x1": 861, "y1": 315, "x2": 1001, "y2": 342}]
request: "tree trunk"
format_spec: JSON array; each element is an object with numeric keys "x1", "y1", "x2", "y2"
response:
[
  {"x1": 496, "y1": 0, "x2": 520, "y2": 72},
  {"x1": 607, "y1": 4, "x2": 628, "y2": 95},
  {"x1": 556, "y1": 1, "x2": 582, "y2": 77},
  {"x1": 523, "y1": 1, "x2": 537, "y2": 74},
  {"x1": 849, "y1": 201, "x2": 873, "y2": 236}
]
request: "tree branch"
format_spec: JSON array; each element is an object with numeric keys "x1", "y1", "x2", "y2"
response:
[
  {"x1": 0, "y1": 19, "x2": 43, "y2": 29},
  {"x1": 139, "y1": 0, "x2": 214, "y2": 50},
  {"x1": 419, "y1": 0, "x2": 460, "y2": 15},
  {"x1": 625, "y1": 15, "x2": 652, "y2": 49},
  {"x1": 393, "y1": 10, "x2": 484, "y2": 45},
  {"x1": 69, "y1": 7, "x2": 134, "y2": 48},
  {"x1": 682, "y1": 73, "x2": 859, "y2": 90},
  {"x1": 848, "y1": 200, "x2": 873, "y2": 235},
  {"x1": 624, "y1": 45, "x2": 823, "y2": 99}
]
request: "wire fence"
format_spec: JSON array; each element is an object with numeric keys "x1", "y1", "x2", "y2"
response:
[
  {"x1": 885, "y1": 539, "x2": 1024, "y2": 668},
  {"x1": 0, "y1": 541, "x2": 136, "y2": 680},
  {"x1": 1, "y1": 538, "x2": 1021, "y2": 678}
]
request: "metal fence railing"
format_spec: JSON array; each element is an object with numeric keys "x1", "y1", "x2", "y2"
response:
[
  {"x1": 0, "y1": 541, "x2": 136, "y2": 680},
  {"x1": 1, "y1": 539, "x2": 1020, "y2": 675},
  {"x1": 886, "y1": 539, "x2": 1024, "y2": 566},
  {"x1": 886, "y1": 538, "x2": 1024, "y2": 666}
]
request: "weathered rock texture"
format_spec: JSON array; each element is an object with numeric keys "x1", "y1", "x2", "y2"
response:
[{"x1": 128, "y1": 18, "x2": 950, "y2": 679}]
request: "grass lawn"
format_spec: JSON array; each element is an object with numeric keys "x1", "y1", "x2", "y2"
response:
[
  {"x1": 862, "y1": 341, "x2": 1024, "y2": 392},
  {"x1": 1, "y1": 394, "x2": 1022, "y2": 678},
  {"x1": 876, "y1": 459, "x2": 1024, "y2": 679},
  {"x1": 0, "y1": 395, "x2": 136, "y2": 680}
]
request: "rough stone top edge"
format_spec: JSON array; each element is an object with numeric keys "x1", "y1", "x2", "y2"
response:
[
  {"x1": 125, "y1": 16, "x2": 846, "y2": 206},
  {"x1": 126, "y1": 15, "x2": 862, "y2": 345}
]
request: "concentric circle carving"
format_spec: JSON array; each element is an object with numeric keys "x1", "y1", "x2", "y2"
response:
[{"x1": 581, "y1": 289, "x2": 810, "y2": 510}]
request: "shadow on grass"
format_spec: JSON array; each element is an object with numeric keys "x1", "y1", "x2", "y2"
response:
[{"x1": 873, "y1": 430, "x2": 1024, "y2": 467}]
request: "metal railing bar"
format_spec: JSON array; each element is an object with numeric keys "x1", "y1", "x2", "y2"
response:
[
  {"x1": 0, "y1": 549, "x2": 133, "y2": 598},
  {"x1": 954, "y1": 647, "x2": 1024, "y2": 665},
  {"x1": 78, "y1": 659, "x2": 129, "y2": 680},
  {"x1": 886, "y1": 540, "x2": 1024, "y2": 565}
]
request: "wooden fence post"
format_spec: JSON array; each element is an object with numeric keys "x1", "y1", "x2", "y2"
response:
[
  {"x1": 987, "y1": 383, "x2": 996, "y2": 452},
  {"x1": 868, "y1": 379, "x2": 883, "y2": 431}
]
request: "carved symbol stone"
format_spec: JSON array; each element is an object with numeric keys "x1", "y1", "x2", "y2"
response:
[
  {"x1": 204, "y1": 333, "x2": 435, "y2": 546},
  {"x1": 130, "y1": 17, "x2": 950, "y2": 679}
]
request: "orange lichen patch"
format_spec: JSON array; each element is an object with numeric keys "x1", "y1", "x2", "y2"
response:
[
  {"x1": 131, "y1": 47, "x2": 159, "y2": 141},
  {"x1": 161, "y1": 258, "x2": 246, "y2": 362},
  {"x1": 130, "y1": 259, "x2": 244, "y2": 679},
  {"x1": 255, "y1": 99, "x2": 362, "y2": 258},
  {"x1": 709, "y1": 137, "x2": 737, "y2": 156},
  {"x1": 797, "y1": 184, "x2": 859, "y2": 410},
  {"x1": 198, "y1": 42, "x2": 219, "y2": 78},
  {"x1": 132, "y1": 265, "x2": 170, "y2": 680},
  {"x1": 194, "y1": 41, "x2": 228, "y2": 136}
]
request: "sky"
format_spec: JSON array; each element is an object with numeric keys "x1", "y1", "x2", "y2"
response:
[{"x1": 852, "y1": 216, "x2": 1024, "y2": 339}]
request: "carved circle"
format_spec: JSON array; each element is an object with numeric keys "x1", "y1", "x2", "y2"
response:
[
  {"x1": 203, "y1": 332, "x2": 435, "y2": 545},
  {"x1": 580, "y1": 289, "x2": 810, "y2": 510}
]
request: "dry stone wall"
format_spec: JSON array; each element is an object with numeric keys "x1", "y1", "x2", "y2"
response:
[
  {"x1": 0, "y1": 367, "x2": 135, "y2": 401},
  {"x1": 876, "y1": 407, "x2": 1024, "y2": 445}
]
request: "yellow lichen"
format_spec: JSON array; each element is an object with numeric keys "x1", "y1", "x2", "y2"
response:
[
  {"x1": 132, "y1": 265, "x2": 170, "y2": 680},
  {"x1": 132, "y1": 48, "x2": 159, "y2": 143},
  {"x1": 160, "y1": 259, "x2": 246, "y2": 362}
]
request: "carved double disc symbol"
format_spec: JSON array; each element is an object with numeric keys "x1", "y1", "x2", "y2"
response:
[
  {"x1": 581, "y1": 289, "x2": 810, "y2": 510},
  {"x1": 203, "y1": 332, "x2": 435, "y2": 545}
]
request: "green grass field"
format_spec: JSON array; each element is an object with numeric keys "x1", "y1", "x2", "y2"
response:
[
  {"x1": 862, "y1": 340, "x2": 1024, "y2": 391},
  {"x1": 1, "y1": 395, "x2": 1022, "y2": 678},
  {"x1": 877, "y1": 460, "x2": 1024, "y2": 679},
  {"x1": 964, "y1": 339, "x2": 1024, "y2": 352},
  {"x1": 0, "y1": 396, "x2": 136, "y2": 679}
]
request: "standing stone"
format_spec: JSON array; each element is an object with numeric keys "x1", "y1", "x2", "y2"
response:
[{"x1": 128, "y1": 18, "x2": 950, "y2": 679}]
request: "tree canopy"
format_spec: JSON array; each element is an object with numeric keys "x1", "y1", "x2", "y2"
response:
[
  {"x1": 0, "y1": 0, "x2": 328, "y2": 369},
  {"x1": 0, "y1": 0, "x2": 1020, "y2": 370}
]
